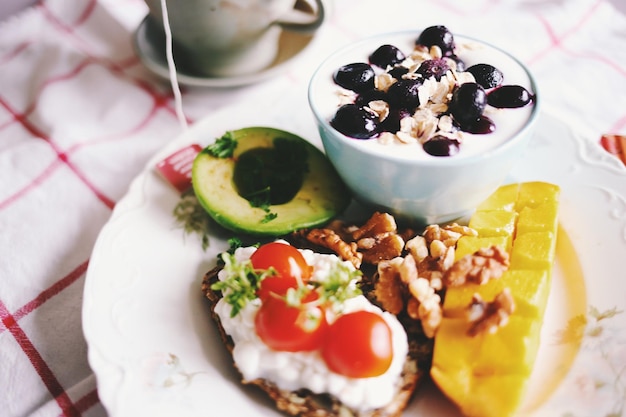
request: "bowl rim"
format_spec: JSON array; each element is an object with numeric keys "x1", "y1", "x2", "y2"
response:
[{"x1": 307, "y1": 29, "x2": 541, "y2": 167}]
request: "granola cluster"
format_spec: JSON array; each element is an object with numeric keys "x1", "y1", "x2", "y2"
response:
[{"x1": 294, "y1": 212, "x2": 514, "y2": 338}]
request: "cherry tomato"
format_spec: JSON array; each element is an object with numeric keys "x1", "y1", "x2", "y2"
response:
[
  {"x1": 250, "y1": 242, "x2": 312, "y2": 280},
  {"x1": 251, "y1": 242, "x2": 312, "y2": 300},
  {"x1": 255, "y1": 291, "x2": 328, "y2": 352},
  {"x1": 322, "y1": 310, "x2": 393, "y2": 378},
  {"x1": 256, "y1": 275, "x2": 298, "y2": 301}
]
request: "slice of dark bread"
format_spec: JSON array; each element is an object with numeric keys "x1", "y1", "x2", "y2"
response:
[{"x1": 201, "y1": 262, "x2": 433, "y2": 417}]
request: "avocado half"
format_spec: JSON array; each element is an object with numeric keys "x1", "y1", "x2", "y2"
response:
[{"x1": 191, "y1": 127, "x2": 351, "y2": 236}]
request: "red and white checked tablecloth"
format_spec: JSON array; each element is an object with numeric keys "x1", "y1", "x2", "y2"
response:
[{"x1": 1, "y1": 0, "x2": 625, "y2": 416}]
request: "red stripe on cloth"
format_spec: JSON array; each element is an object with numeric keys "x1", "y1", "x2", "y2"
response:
[
  {"x1": 28, "y1": 0, "x2": 193, "y2": 127},
  {"x1": 0, "y1": 159, "x2": 62, "y2": 211},
  {"x1": 0, "y1": 41, "x2": 31, "y2": 65},
  {"x1": 528, "y1": 0, "x2": 603, "y2": 65},
  {"x1": 47, "y1": 0, "x2": 194, "y2": 124},
  {"x1": 10, "y1": 260, "x2": 89, "y2": 325},
  {"x1": 94, "y1": 58, "x2": 194, "y2": 125},
  {"x1": 0, "y1": 58, "x2": 93, "y2": 130},
  {"x1": 57, "y1": 152, "x2": 116, "y2": 210},
  {"x1": 0, "y1": 96, "x2": 116, "y2": 210},
  {"x1": 0, "y1": 301, "x2": 82, "y2": 417},
  {"x1": 70, "y1": 388, "x2": 101, "y2": 416},
  {"x1": 73, "y1": 0, "x2": 98, "y2": 27},
  {"x1": 40, "y1": 0, "x2": 98, "y2": 32}
]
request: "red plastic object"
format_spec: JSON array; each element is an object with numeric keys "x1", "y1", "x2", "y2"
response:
[
  {"x1": 600, "y1": 134, "x2": 626, "y2": 165},
  {"x1": 155, "y1": 144, "x2": 202, "y2": 193}
]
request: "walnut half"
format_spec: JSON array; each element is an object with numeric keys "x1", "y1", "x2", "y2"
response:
[
  {"x1": 301, "y1": 228, "x2": 363, "y2": 269},
  {"x1": 466, "y1": 288, "x2": 515, "y2": 336},
  {"x1": 376, "y1": 254, "x2": 443, "y2": 338},
  {"x1": 444, "y1": 245, "x2": 510, "y2": 287}
]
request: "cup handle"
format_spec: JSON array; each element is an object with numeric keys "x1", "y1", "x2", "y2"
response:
[{"x1": 275, "y1": 0, "x2": 325, "y2": 33}]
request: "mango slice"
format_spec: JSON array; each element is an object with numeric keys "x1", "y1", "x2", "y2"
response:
[
  {"x1": 442, "y1": 269, "x2": 550, "y2": 320},
  {"x1": 431, "y1": 182, "x2": 560, "y2": 417},
  {"x1": 510, "y1": 231, "x2": 557, "y2": 270},
  {"x1": 475, "y1": 182, "x2": 519, "y2": 212},
  {"x1": 456, "y1": 235, "x2": 511, "y2": 260},
  {"x1": 468, "y1": 209, "x2": 517, "y2": 238},
  {"x1": 433, "y1": 315, "x2": 541, "y2": 376}
]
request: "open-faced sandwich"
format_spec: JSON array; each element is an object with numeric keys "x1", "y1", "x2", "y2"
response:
[{"x1": 201, "y1": 211, "x2": 438, "y2": 417}]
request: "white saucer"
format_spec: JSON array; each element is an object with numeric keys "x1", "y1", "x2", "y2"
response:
[{"x1": 132, "y1": 16, "x2": 316, "y2": 88}]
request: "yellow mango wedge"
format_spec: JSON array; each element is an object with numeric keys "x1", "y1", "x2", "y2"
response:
[{"x1": 431, "y1": 181, "x2": 560, "y2": 417}]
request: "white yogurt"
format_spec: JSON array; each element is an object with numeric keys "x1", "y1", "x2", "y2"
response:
[
  {"x1": 310, "y1": 31, "x2": 537, "y2": 160},
  {"x1": 213, "y1": 244, "x2": 409, "y2": 412}
]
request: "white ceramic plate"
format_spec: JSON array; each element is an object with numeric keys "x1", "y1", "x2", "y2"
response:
[
  {"x1": 132, "y1": 15, "x2": 317, "y2": 88},
  {"x1": 83, "y1": 102, "x2": 626, "y2": 417}
]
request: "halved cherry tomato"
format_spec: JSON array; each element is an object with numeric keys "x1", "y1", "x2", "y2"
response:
[
  {"x1": 251, "y1": 242, "x2": 312, "y2": 300},
  {"x1": 256, "y1": 275, "x2": 298, "y2": 301},
  {"x1": 255, "y1": 291, "x2": 328, "y2": 352},
  {"x1": 322, "y1": 310, "x2": 393, "y2": 378}
]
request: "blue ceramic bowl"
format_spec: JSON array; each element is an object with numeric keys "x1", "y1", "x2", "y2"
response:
[{"x1": 308, "y1": 30, "x2": 540, "y2": 225}]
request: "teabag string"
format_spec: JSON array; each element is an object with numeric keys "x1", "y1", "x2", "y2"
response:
[
  {"x1": 153, "y1": 0, "x2": 200, "y2": 195},
  {"x1": 160, "y1": 0, "x2": 188, "y2": 130}
]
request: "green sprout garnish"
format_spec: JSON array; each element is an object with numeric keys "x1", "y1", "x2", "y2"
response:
[
  {"x1": 226, "y1": 237, "x2": 244, "y2": 253},
  {"x1": 261, "y1": 211, "x2": 278, "y2": 223},
  {"x1": 210, "y1": 252, "x2": 268, "y2": 317},
  {"x1": 314, "y1": 261, "x2": 363, "y2": 312},
  {"x1": 205, "y1": 131, "x2": 237, "y2": 158},
  {"x1": 172, "y1": 189, "x2": 212, "y2": 250},
  {"x1": 213, "y1": 248, "x2": 363, "y2": 317}
]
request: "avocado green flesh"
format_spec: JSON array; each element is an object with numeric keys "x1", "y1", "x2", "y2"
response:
[{"x1": 191, "y1": 127, "x2": 351, "y2": 236}]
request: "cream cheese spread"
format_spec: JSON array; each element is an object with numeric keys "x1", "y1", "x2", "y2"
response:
[{"x1": 213, "y1": 243, "x2": 410, "y2": 412}]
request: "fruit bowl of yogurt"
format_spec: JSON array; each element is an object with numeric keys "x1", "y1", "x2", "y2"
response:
[{"x1": 308, "y1": 26, "x2": 539, "y2": 225}]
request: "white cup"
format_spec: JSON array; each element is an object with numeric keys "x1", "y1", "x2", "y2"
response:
[{"x1": 143, "y1": 0, "x2": 325, "y2": 77}]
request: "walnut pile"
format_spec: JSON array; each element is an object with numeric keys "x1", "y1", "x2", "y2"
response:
[
  {"x1": 294, "y1": 212, "x2": 513, "y2": 339},
  {"x1": 375, "y1": 223, "x2": 479, "y2": 338},
  {"x1": 295, "y1": 212, "x2": 409, "y2": 269}
]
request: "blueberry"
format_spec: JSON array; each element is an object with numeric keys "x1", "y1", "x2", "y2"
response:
[
  {"x1": 330, "y1": 104, "x2": 379, "y2": 139},
  {"x1": 369, "y1": 44, "x2": 406, "y2": 69},
  {"x1": 416, "y1": 59, "x2": 450, "y2": 81},
  {"x1": 487, "y1": 85, "x2": 533, "y2": 108},
  {"x1": 388, "y1": 65, "x2": 409, "y2": 80},
  {"x1": 333, "y1": 63, "x2": 375, "y2": 93},
  {"x1": 463, "y1": 115, "x2": 495, "y2": 134},
  {"x1": 355, "y1": 88, "x2": 388, "y2": 107},
  {"x1": 416, "y1": 25, "x2": 455, "y2": 56},
  {"x1": 386, "y1": 78, "x2": 423, "y2": 111},
  {"x1": 466, "y1": 64, "x2": 504, "y2": 89},
  {"x1": 447, "y1": 55, "x2": 466, "y2": 72},
  {"x1": 380, "y1": 108, "x2": 412, "y2": 133},
  {"x1": 448, "y1": 82, "x2": 487, "y2": 126},
  {"x1": 423, "y1": 135, "x2": 460, "y2": 157}
]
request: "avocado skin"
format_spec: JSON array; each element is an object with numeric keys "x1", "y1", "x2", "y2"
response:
[{"x1": 192, "y1": 127, "x2": 351, "y2": 236}]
